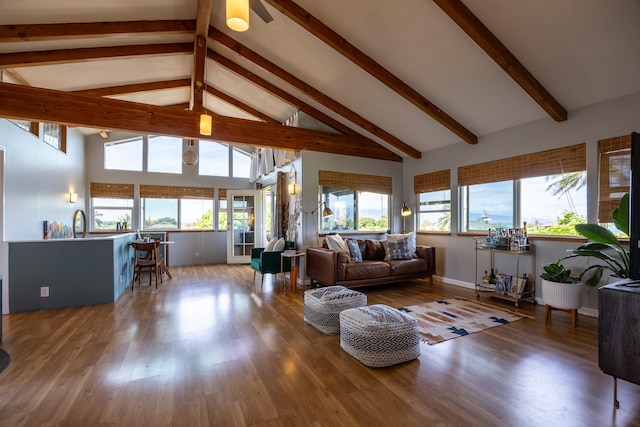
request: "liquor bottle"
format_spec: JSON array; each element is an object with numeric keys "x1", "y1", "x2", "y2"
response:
[
  {"x1": 482, "y1": 270, "x2": 490, "y2": 284},
  {"x1": 522, "y1": 222, "x2": 529, "y2": 249},
  {"x1": 489, "y1": 268, "x2": 496, "y2": 284}
]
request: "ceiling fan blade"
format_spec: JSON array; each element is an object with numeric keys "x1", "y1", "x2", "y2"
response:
[{"x1": 249, "y1": 0, "x2": 274, "y2": 23}]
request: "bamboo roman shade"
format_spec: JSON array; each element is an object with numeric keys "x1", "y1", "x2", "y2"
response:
[
  {"x1": 458, "y1": 143, "x2": 586, "y2": 186},
  {"x1": 218, "y1": 189, "x2": 227, "y2": 200},
  {"x1": 318, "y1": 170, "x2": 392, "y2": 194},
  {"x1": 140, "y1": 185, "x2": 214, "y2": 199},
  {"x1": 414, "y1": 169, "x2": 450, "y2": 194},
  {"x1": 598, "y1": 135, "x2": 631, "y2": 223},
  {"x1": 90, "y1": 182, "x2": 134, "y2": 199}
]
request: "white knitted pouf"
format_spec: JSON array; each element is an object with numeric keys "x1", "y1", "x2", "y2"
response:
[
  {"x1": 304, "y1": 286, "x2": 367, "y2": 335},
  {"x1": 340, "y1": 304, "x2": 421, "y2": 367}
]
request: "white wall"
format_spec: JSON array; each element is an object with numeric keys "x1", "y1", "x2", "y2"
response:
[
  {"x1": 0, "y1": 120, "x2": 85, "y2": 313},
  {"x1": 403, "y1": 90, "x2": 640, "y2": 311}
]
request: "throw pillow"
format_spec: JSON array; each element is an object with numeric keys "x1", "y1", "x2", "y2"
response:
[
  {"x1": 382, "y1": 238, "x2": 413, "y2": 260},
  {"x1": 387, "y1": 231, "x2": 417, "y2": 258},
  {"x1": 346, "y1": 239, "x2": 363, "y2": 263},
  {"x1": 326, "y1": 234, "x2": 351, "y2": 262},
  {"x1": 272, "y1": 237, "x2": 286, "y2": 252},
  {"x1": 365, "y1": 240, "x2": 386, "y2": 260},
  {"x1": 264, "y1": 237, "x2": 278, "y2": 252}
]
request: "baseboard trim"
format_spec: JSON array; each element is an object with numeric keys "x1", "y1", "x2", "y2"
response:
[{"x1": 438, "y1": 275, "x2": 598, "y2": 318}]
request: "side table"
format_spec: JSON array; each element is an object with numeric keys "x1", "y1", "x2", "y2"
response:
[{"x1": 280, "y1": 251, "x2": 306, "y2": 290}]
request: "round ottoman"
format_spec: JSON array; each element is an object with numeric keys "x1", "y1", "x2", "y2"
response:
[
  {"x1": 340, "y1": 304, "x2": 421, "y2": 367},
  {"x1": 304, "y1": 286, "x2": 367, "y2": 335}
]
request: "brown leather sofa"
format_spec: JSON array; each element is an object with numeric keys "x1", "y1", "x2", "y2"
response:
[{"x1": 306, "y1": 238, "x2": 436, "y2": 288}]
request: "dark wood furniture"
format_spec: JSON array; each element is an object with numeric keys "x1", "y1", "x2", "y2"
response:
[{"x1": 598, "y1": 280, "x2": 640, "y2": 408}]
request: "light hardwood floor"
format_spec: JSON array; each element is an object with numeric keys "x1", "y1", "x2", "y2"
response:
[{"x1": 0, "y1": 265, "x2": 639, "y2": 426}]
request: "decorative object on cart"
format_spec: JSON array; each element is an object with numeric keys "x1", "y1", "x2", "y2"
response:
[
  {"x1": 564, "y1": 193, "x2": 630, "y2": 286},
  {"x1": 398, "y1": 298, "x2": 528, "y2": 345},
  {"x1": 481, "y1": 227, "x2": 529, "y2": 251},
  {"x1": 540, "y1": 260, "x2": 583, "y2": 327}
]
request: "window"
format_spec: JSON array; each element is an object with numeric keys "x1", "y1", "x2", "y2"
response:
[
  {"x1": 105, "y1": 137, "x2": 143, "y2": 171},
  {"x1": 141, "y1": 185, "x2": 215, "y2": 230},
  {"x1": 415, "y1": 170, "x2": 451, "y2": 232},
  {"x1": 148, "y1": 136, "x2": 182, "y2": 174},
  {"x1": 10, "y1": 119, "x2": 38, "y2": 136},
  {"x1": 319, "y1": 171, "x2": 391, "y2": 232},
  {"x1": 232, "y1": 147, "x2": 251, "y2": 178},
  {"x1": 90, "y1": 183, "x2": 134, "y2": 231},
  {"x1": 200, "y1": 141, "x2": 229, "y2": 176},
  {"x1": 218, "y1": 189, "x2": 228, "y2": 231},
  {"x1": 598, "y1": 135, "x2": 631, "y2": 225},
  {"x1": 458, "y1": 144, "x2": 587, "y2": 236},
  {"x1": 42, "y1": 123, "x2": 66, "y2": 152}
]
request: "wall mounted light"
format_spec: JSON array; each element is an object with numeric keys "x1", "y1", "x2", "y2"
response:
[
  {"x1": 288, "y1": 181, "x2": 296, "y2": 195},
  {"x1": 69, "y1": 192, "x2": 78, "y2": 204},
  {"x1": 288, "y1": 163, "x2": 296, "y2": 195},
  {"x1": 227, "y1": 0, "x2": 250, "y2": 32}
]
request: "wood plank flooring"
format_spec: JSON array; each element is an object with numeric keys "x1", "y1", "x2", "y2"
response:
[{"x1": 0, "y1": 265, "x2": 639, "y2": 426}]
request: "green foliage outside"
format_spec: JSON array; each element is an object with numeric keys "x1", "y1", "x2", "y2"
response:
[
  {"x1": 145, "y1": 216, "x2": 178, "y2": 229},
  {"x1": 191, "y1": 209, "x2": 213, "y2": 230},
  {"x1": 358, "y1": 214, "x2": 388, "y2": 231},
  {"x1": 528, "y1": 211, "x2": 586, "y2": 236}
]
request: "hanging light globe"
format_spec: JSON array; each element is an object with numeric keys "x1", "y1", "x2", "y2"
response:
[{"x1": 183, "y1": 140, "x2": 199, "y2": 166}]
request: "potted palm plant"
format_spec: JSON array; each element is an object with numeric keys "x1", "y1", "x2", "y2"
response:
[{"x1": 563, "y1": 193, "x2": 630, "y2": 286}]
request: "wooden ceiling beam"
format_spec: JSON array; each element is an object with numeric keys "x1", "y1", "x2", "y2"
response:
[
  {"x1": 433, "y1": 0, "x2": 567, "y2": 122},
  {"x1": 0, "y1": 20, "x2": 196, "y2": 42},
  {"x1": 262, "y1": 0, "x2": 478, "y2": 145},
  {"x1": 207, "y1": 87, "x2": 280, "y2": 124},
  {"x1": 209, "y1": 27, "x2": 421, "y2": 159},
  {"x1": 191, "y1": 0, "x2": 213, "y2": 112},
  {"x1": 0, "y1": 82, "x2": 402, "y2": 162},
  {"x1": 0, "y1": 43, "x2": 193, "y2": 68},
  {"x1": 208, "y1": 49, "x2": 357, "y2": 137},
  {"x1": 72, "y1": 79, "x2": 191, "y2": 97}
]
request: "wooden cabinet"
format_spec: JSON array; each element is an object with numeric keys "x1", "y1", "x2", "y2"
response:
[
  {"x1": 599, "y1": 280, "x2": 640, "y2": 408},
  {"x1": 474, "y1": 240, "x2": 536, "y2": 308}
]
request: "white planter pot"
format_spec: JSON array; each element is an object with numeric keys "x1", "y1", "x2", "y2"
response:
[{"x1": 541, "y1": 279, "x2": 583, "y2": 309}]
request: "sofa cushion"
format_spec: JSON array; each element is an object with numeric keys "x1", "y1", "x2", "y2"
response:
[
  {"x1": 346, "y1": 239, "x2": 363, "y2": 263},
  {"x1": 387, "y1": 231, "x2": 417, "y2": 258},
  {"x1": 383, "y1": 238, "x2": 414, "y2": 260},
  {"x1": 365, "y1": 240, "x2": 386, "y2": 260},
  {"x1": 326, "y1": 234, "x2": 351, "y2": 262},
  {"x1": 345, "y1": 261, "x2": 390, "y2": 281},
  {"x1": 388, "y1": 258, "x2": 430, "y2": 276}
]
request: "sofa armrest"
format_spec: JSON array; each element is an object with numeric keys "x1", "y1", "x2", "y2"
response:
[
  {"x1": 306, "y1": 247, "x2": 338, "y2": 286},
  {"x1": 416, "y1": 245, "x2": 436, "y2": 274}
]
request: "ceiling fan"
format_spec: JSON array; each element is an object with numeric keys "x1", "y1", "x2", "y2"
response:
[{"x1": 250, "y1": 0, "x2": 274, "y2": 23}]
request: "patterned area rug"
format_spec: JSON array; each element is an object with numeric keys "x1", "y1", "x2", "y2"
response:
[{"x1": 398, "y1": 298, "x2": 527, "y2": 345}]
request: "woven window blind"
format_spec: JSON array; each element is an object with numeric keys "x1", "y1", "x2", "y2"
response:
[
  {"x1": 458, "y1": 143, "x2": 586, "y2": 186},
  {"x1": 318, "y1": 170, "x2": 392, "y2": 195},
  {"x1": 140, "y1": 185, "x2": 214, "y2": 200},
  {"x1": 599, "y1": 135, "x2": 631, "y2": 223},
  {"x1": 218, "y1": 189, "x2": 227, "y2": 200},
  {"x1": 90, "y1": 182, "x2": 134, "y2": 199},
  {"x1": 414, "y1": 169, "x2": 450, "y2": 194}
]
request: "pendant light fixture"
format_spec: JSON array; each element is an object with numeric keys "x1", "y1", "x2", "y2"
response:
[
  {"x1": 183, "y1": 139, "x2": 199, "y2": 166},
  {"x1": 199, "y1": 81, "x2": 212, "y2": 136},
  {"x1": 227, "y1": 0, "x2": 250, "y2": 32}
]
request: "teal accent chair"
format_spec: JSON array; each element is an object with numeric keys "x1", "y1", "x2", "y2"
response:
[{"x1": 250, "y1": 240, "x2": 294, "y2": 288}]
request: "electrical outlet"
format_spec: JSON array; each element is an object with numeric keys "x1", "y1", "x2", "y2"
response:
[
  {"x1": 40, "y1": 286, "x2": 49, "y2": 297},
  {"x1": 196, "y1": 252, "x2": 200, "y2": 258}
]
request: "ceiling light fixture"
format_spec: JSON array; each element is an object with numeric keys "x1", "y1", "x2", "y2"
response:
[
  {"x1": 199, "y1": 81, "x2": 212, "y2": 136},
  {"x1": 227, "y1": 0, "x2": 250, "y2": 32},
  {"x1": 183, "y1": 139, "x2": 199, "y2": 166}
]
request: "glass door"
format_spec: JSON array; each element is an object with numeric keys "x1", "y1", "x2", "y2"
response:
[{"x1": 226, "y1": 190, "x2": 261, "y2": 264}]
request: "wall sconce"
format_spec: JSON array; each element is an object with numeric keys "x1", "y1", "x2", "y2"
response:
[
  {"x1": 227, "y1": 0, "x2": 250, "y2": 32},
  {"x1": 288, "y1": 163, "x2": 296, "y2": 195},
  {"x1": 69, "y1": 192, "x2": 78, "y2": 204}
]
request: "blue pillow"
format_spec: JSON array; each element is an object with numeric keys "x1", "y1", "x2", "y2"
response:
[{"x1": 346, "y1": 239, "x2": 363, "y2": 263}]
